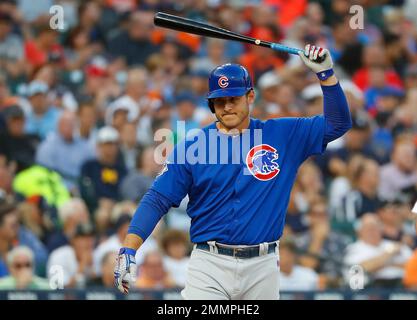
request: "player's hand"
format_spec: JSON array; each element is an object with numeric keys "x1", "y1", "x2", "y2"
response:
[
  {"x1": 299, "y1": 44, "x2": 333, "y2": 74},
  {"x1": 114, "y1": 247, "x2": 137, "y2": 294}
]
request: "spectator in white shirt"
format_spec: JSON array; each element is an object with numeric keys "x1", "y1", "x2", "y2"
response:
[
  {"x1": 279, "y1": 239, "x2": 319, "y2": 292},
  {"x1": 47, "y1": 223, "x2": 95, "y2": 288},
  {"x1": 160, "y1": 229, "x2": 190, "y2": 288},
  {"x1": 378, "y1": 139, "x2": 417, "y2": 201},
  {"x1": 46, "y1": 197, "x2": 90, "y2": 253},
  {"x1": 343, "y1": 213, "x2": 413, "y2": 288},
  {"x1": 108, "y1": 68, "x2": 148, "y2": 123}
]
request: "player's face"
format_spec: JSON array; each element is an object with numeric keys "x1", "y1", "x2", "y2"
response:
[{"x1": 212, "y1": 90, "x2": 254, "y2": 131}]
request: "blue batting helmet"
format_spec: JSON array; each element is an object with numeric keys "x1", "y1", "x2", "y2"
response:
[{"x1": 207, "y1": 63, "x2": 253, "y2": 112}]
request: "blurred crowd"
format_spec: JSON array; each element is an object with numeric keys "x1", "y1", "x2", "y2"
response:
[{"x1": 1, "y1": 0, "x2": 417, "y2": 293}]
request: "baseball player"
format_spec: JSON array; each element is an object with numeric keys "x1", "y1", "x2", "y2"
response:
[
  {"x1": 413, "y1": 200, "x2": 417, "y2": 234},
  {"x1": 114, "y1": 45, "x2": 352, "y2": 299}
]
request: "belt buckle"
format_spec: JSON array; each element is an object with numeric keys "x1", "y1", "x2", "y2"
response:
[{"x1": 233, "y1": 247, "x2": 244, "y2": 258}]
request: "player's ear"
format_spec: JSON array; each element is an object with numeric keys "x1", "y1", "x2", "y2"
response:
[
  {"x1": 246, "y1": 89, "x2": 255, "y2": 105},
  {"x1": 208, "y1": 99, "x2": 215, "y2": 113}
]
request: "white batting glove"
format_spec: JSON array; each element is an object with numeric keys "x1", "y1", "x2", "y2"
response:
[
  {"x1": 299, "y1": 44, "x2": 333, "y2": 75},
  {"x1": 114, "y1": 247, "x2": 137, "y2": 294}
]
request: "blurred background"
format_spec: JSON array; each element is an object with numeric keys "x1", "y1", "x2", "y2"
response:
[{"x1": 1, "y1": 0, "x2": 417, "y2": 300}]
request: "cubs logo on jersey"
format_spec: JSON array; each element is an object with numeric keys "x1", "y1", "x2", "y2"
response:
[{"x1": 246, "y1": 144, "x2": 280, "y2": 181}]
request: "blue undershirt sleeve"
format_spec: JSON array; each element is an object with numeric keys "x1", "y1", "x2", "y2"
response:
[
  {"x1": 322, "y1": 82, "x2": 352, "y2": 145},
  {"x1": 127, "y1": 189, "x2": 173, "y2": 241}
]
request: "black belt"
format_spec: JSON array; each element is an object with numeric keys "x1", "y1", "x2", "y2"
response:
[{"x1": 195, "y1": 242, "x2": 277, "y2": 259}]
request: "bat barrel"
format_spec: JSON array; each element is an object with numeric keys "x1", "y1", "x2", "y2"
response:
[{"x1": 154, "y1": 12, "x2": 325, "y2": 62}]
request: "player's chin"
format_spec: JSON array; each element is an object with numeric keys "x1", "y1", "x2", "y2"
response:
[{"x1": 220, "y1": 114, "x2": 241, "y2": 127}]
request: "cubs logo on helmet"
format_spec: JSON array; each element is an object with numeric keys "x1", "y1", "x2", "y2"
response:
[
  {"x1": 246, "y1": 144, "x2": 280, "y2": 181},
  {"x1": 218, "y1": 76, "x2": 229, "y2": 88}
]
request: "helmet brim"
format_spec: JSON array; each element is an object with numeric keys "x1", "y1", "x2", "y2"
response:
[{"x1": 207, "y1": 87, "x2": 249, "y2": 99}]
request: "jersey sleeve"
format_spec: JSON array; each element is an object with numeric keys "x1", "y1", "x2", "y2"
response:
[
  {"x1": 294, "y1": 115, "x2": 327, "y2": 160},
  {"x1": 150, "y1": 141, "x2": 192, "y2": 207}
]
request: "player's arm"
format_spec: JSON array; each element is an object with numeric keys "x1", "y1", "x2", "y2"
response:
[
  {"x1": 299, "y1": 45, "x2": 352, "y2": 145},
  {"x1": 122, "y1": 234, "x2": 143, "y2": 251}
]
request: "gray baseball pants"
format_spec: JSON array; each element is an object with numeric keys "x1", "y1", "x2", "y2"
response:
[{"x1": 181, "y1": 241, "x2": 280, "y2": 300}]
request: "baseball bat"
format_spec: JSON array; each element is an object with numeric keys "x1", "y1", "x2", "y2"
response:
[{"x1": 153, "y1": 12, "x2": 325, "y2": 63}]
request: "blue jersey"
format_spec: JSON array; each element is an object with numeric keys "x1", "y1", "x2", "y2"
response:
[{"x1": 151, "y1": 116, "x2": 326, "y2": 245}]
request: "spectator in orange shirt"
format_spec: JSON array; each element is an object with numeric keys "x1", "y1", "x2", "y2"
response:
[
  {"x1": 136, "y1": 250, "x2": 175, "y2": 290},
  {"x1": 264, "y1": 0, "x2": 307, "y2": 28},
  {"x1": 404, "y1": 249, "x2": 417, "y2": 289},
  {"x1": 239, "y1": 27, "x2": 284, "y2": 84},
  {"x1": 151, "y1": 29, "x2": 200, "y2": 54}
]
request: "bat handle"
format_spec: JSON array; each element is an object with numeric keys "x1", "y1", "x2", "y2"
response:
[
  {"x1": 270, "y1": 43, "x2": 302, "y2": 55},
  {"x1": 270, "y1": 43, "x2": 326, "y2": 63}
]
